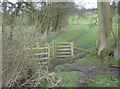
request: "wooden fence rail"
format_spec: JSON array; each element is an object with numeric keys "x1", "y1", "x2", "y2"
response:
[{"x1": 26, "y1": 46, "x2": 50, "y2": 65}]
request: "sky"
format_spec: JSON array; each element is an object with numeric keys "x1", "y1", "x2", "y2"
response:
[
  {"x1": 1, "y1": 0, "x2": 98, "y2": 9},
  {"x1": 75, "y1": 0, "x2": 97, "y2": 9},
  {"x1": 0, "y1": 0, "x2": 120, "y2": 9}
]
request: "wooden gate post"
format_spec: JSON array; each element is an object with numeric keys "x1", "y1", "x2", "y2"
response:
[
  {"x1": 71, "y1": 42, "x2": 74, "y2": 57},
  {"x1": 53, "y1": 41, "x2": 56, "y2": 59}
]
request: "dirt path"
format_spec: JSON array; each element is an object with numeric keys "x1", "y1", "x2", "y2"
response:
[
  {"x1": 49, "y1": 59, "x2": 105, "y2": 87},
  {"x1": 75, "y1": 66, "x2": 105, "y2": 87},
  {"x1": 48, "y1": 58, "x2": 72, "y2": 72},
  {"x1": 71, "y1": 63, "x2": 118, "y2": 87},
  {"x1": 48, "y1": 58, "x2": 118, "y2": 87},
  {"x1": 62, "y1": 62, "x2": 104, "y2": 87}
]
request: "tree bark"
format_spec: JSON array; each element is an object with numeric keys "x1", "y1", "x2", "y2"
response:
[
  {"x1": 97, "y1": 1, "x2": 111, "y2": 56},
  {"x1": 114, "y1": 1, "x2": 120, "y2": 60},
  {"x1": 2, "y1": 2, "x2": 8, "y2": 87},
  {"x1": 114, "y1": 36, "x2": 120, "y2": 60},
  {"x1": 2, "y1": 2, "x2": 7, "y2": 40}
]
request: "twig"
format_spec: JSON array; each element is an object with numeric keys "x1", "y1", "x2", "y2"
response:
[
  {"x1": 7, "y1": 67, "x2": 22, "y2": 87},
  {"x1": 20, "y1": 72, "x2": 37, "y2": 86},
  {"x1": 104, "y1": 57, "x2": 109, "y2": 63},
  {"x1": 110, "y1": 65, "x2": 119, "y2": 68},
  {"x1": 89, "y1": 79, "x2": 102, "y2": 85},
  {"x1": 112, "y1": 76, "x2": 118, "y2": 83},
  {"x1": 51, "y1": 77, "x2": 61, "y2": 87}
]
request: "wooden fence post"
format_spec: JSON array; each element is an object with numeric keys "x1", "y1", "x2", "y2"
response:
[{"x1": 48, "y1": 45, "x2": 50, "y2": 60}]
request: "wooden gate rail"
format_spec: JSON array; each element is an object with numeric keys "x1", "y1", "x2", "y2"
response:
[
  {"x1": 56, "y1": 42, "x2": 74, "y2": 58},
  {"x1": 74, "y1": 47, "x2": 91, "y2": 58}
]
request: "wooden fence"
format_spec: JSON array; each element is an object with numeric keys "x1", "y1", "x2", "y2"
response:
[{"x1": 26, "y1": 46, "x2": 50, "y2": 65}]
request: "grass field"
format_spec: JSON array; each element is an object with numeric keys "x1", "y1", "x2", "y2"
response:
[
  {"x1": 48, "y1": 14, "x2": 98, "y2": 51},
  {"x1": 47, "y1": 13, "x2": 118, "y2": 51}
]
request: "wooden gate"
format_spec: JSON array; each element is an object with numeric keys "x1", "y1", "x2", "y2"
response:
[
  {"x1": 56, "y1": 42, "x2": 74, "y2": 58},
  {"x1": 26, "y1": 41, "x2": 74, "y2": 60}
]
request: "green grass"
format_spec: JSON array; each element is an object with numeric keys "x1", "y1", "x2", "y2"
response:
[
  {"x1": 48, "y1": 12, "x2": 117, "y2": 51},
  {"x1": 38, "y1": 71, "x2": 83, "y2": 87},
  {"x1": 87, "y1": 75, "x2": 119, "y2": 87},
  {"x1": 54, "y1": 71, "x2": 83, "y2": 87},
  {"x1": 76, "y1": 57, "x2": 118, "y2": 69},
  {"x1": 51, "y1": 24, "x2": 98, "y2": 51},
  {"x1": 55, "y1": 63, "x2": 72, "y2": 71},
  {"x1": 50, "y1": 14, "x2": 99, "y2": 51}
]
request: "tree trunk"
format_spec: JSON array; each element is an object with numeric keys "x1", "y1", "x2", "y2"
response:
[
  {"x1": 97, "y1": 1, "x2": 111, "y2": 56},
  {"x1": 2, "y1": 2, "x2": 7, "y2": 41},
  {"x1": 9, "y1": 24, "x2": 14, "y2": 41},
  {"x1": 114, "y1": 10, "x2": 120, "y2": 59},
  {"x1": 2, "y1": 2, "x2": 8, "y2": 87},
  {"x1": 41, "y1": 30, "x2": 47, "y2": 40},
  {"x1": 114, "y1": 36, "x2": 120, "y2": 60}
]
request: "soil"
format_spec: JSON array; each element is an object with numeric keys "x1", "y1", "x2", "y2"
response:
[
  {"x1": 48, "y1": 58, "x2": 118, "y2": 87},
  {"x1": 48, "y1": 58, "x2": 71, "y2": 72}
]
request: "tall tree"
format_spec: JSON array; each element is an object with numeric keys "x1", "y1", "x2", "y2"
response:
[
  {"x1": 97, "y1": 0, "x2": 111, "y2": 57},
  {"x1": 114, "y1": 1, "x2": 120, "y2": 60},
  {"x1": 2, "y1": 1, "x2": 8, "y2": 86},
  {"x1": 2, "y1": 2, "x2": 7, "y2": 40}
]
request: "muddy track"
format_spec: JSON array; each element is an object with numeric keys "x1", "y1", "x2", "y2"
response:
[
  {"x1": 48, "y1": 59, "x2": 118, "y2": 87},
  {"x1": 75, "y1": 67, "x2": 105, "y2": 87},
  {"x1": 75, "y1": 65, "x2": 118, "y2": 87}
]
